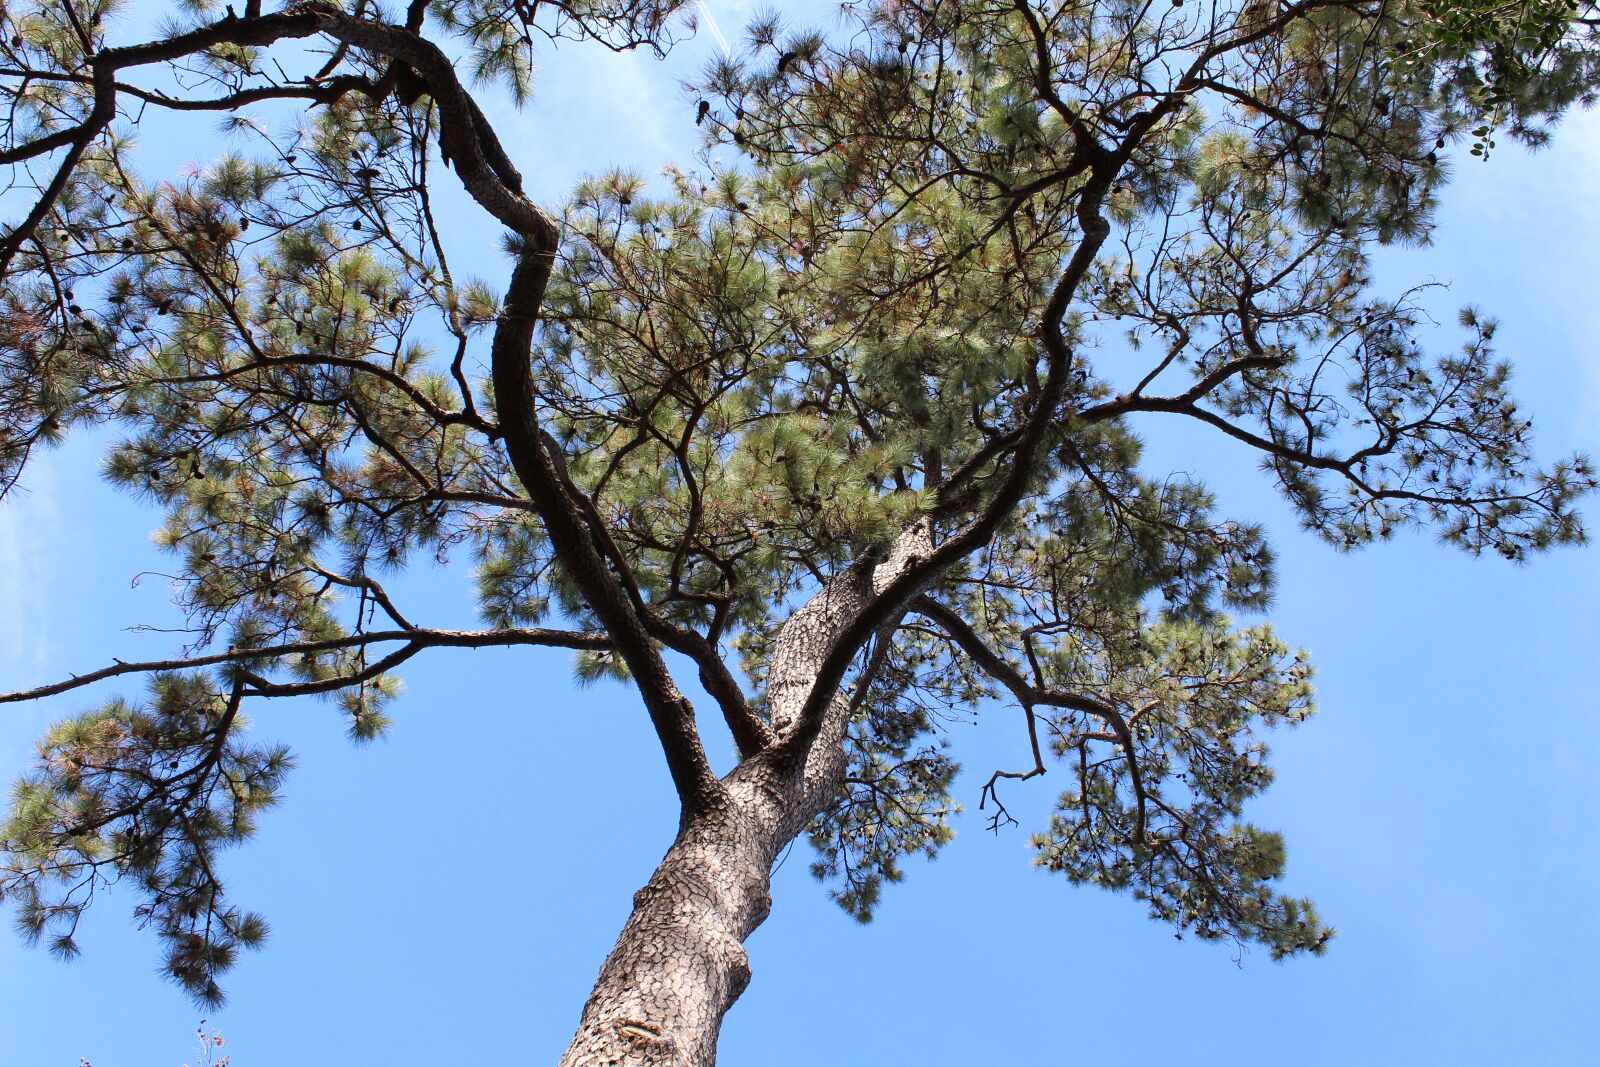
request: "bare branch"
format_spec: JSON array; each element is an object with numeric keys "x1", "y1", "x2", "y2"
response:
[{"x1": 0, "y1": 626, "x2": 609, "y2": 705}]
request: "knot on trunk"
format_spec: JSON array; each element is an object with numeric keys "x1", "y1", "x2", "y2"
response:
[{"x1": 612, "y1": 1019, "x2": 690, "y2": 1065}]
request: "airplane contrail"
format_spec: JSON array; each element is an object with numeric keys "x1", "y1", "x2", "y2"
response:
[{"x1": 697, "y1": 0, "x2": 733, "y2": 58}]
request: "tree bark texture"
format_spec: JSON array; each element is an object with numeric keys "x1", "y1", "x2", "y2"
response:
[{"x1": 557, "y1": 525, "x2": 933, "y2": 1067}]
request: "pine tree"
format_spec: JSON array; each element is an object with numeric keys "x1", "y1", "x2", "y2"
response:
[{"x1": 1, "y1": 1, "x2": 1595, "y2": 1063}]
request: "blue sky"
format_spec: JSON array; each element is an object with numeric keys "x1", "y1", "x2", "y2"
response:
[{"x1": 2, "y1": 3, "x2": 1599, "y2": 1064}]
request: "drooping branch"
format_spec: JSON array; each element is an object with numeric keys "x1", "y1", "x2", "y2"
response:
[{"x1": 913, "y1": 597, "x2": 1148, "y2": 845}]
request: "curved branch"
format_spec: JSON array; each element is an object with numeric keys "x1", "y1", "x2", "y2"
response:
[
  {"x1": 1, "y1": 0, "x2": 723, "y2": 810},
  {"x1": 372, "y1": 55, "x2": 728, "y2": 805}
]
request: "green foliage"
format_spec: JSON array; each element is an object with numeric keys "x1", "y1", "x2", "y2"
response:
[
  {"x1": 807, "y1": 628, "x2": 973, "y2": 921},
  {"x1": 684, "y1": 0, "x2": 1590, "y2": 945},
  {"x1": 1, "y1": 0, "x2": 1595, "y2": 1002},
  {"x1": 1030, "y1": 621, "x2": 1330, "y2": 955},
  {"x1": 1392, "y1": 1, "x2": 1600, "y2": 150},
  {"x1": 1, "y1": 674, "x2": 289, "y2": 1006}
]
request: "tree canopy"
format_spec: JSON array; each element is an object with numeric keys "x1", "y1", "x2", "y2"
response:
[{"x1": 1, "y1": 0, "x2": 1595, "y2": 1060}]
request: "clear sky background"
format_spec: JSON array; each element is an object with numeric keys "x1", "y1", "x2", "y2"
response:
[{"x1": 2, "y1": 3, "x2": 1598, "y2": 1064}]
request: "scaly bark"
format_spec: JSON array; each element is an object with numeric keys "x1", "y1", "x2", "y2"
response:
[
  {"x1": 557, "y1": 524, "x2": 933, "y2": 1067},
  {"x1": 551, "y1": 766, "x2": 821, "y2": 1067}
]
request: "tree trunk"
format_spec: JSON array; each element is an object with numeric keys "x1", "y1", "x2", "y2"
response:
[
  {"x1": 556, "y1": 525, "x2": 931, "y2": 1066},
  {"x1": 554, "y1": 724, "x2": 846, "y2": 1067}
]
